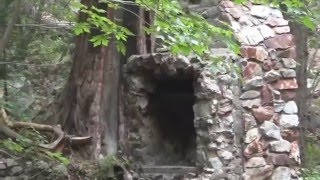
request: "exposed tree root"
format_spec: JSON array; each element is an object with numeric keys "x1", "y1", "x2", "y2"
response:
[{"x1": 0, "y1": 108, "x2": 91, "y2": 151}]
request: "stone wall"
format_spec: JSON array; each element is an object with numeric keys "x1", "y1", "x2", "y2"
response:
[
  {"x1": 121, "y1": 52, "x2": 243, "y2": 179},
  {"x1": 218, "y1": 1, "x2": 300, "y2": 179},
  {"x1": 121, "y1": 0, "x2": 301, "y2": 179}
]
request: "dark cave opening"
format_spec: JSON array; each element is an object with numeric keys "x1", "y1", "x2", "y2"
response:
[{"x1": 149, "y1": 78, "x2": 197, "y2": 165}]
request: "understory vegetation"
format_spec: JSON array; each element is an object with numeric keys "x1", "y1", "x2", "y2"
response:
[{"x1": 0, "y1": 0, "x2": 320, "y2": 179}]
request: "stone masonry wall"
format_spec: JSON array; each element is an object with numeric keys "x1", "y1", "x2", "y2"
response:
[
  {"x1": 121, "y1": 52, "x2": 243, "y2": 179},
  {"x1": 219, "y1": 1, "x2": 300, "y2": 179},
  {"x1": 121, "y1": 0, "x2": 301, "y2": 179}
]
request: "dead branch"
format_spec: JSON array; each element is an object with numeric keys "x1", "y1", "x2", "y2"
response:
[{"x1": 0, "y1": 108, "x2": 91, "y2": 151}]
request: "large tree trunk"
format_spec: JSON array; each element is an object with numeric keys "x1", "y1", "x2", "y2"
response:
[
  {"x1": 36, "y1": 0, "x2": 120, "y2": 159},
  {"x1": 34, "y1": 0, "x2": 155, "y2": 160}
]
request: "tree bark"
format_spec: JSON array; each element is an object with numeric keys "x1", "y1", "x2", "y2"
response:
[
  {"x1": 290, "y1": 21, "x2": 309, "y2": 166},
  {"x1": 35, "y1": 0, "x2": 119, "y2": 159},
  {"x1": 34, "y1": 0, "x2": 155, "y2": 160},
  {"x1": 122, "y1": 0, "x2": 154, "y2": 61}
]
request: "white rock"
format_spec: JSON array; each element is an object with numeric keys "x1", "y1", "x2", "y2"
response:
[
  {"x1": 280, "y1": 114, "x2": 299, "y2": 128},
  {"x1": 257, "y1": 24, "x2": 275, "y2": 39},
  {"x1": 209, "y1": 157, "x2": 223, "y2": 170},
  {"x1": 269, "y1": 140, "x2": 291, "y2": 153},
  {"x1": 274, "y1": 100, "x2": 285, "y2": 113},
  {"x1": 237, "y1": 27, "x2": 264, "y2": 45},
  {"x1": 260, "y1": 121, "x2": 281, "y2": 140},
  {"x1": 283, "y1": 101, "x2": 298, "y2": 114},
  {"x1": 270, "y1": 8, "x2": 283, "y2": 18},
  {"x1": 231, "y1": 21, "x2": 241, "y2": 33},
  {"x1": 137, "y1": 96, "x2": 148, "y2": 109},
  {"x1": 250, "y1": 5, "x2": 271, "y2": 19},
  {"x1": 193, "y1": 100, "x2": 217, "y2": 118},
  {"x1": 218, "y1": 151, "x2": 234, "y2": 161},
  {"x1": 270, "y1": 166, "x2": 291, "y2": 180},
  {"x1": 245, "y1": 128, "x2": 261, "y2": 143},
  {"x1": 239, "y1": 15, "x2": 254, "y2": 26},
  {"x1": 273, "y1": 26, "x2": 290, "y2": 34}
]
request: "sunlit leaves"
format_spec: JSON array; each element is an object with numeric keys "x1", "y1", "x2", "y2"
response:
[
  {"x1": 89, "y1": 35, "x2": 109, "y2": 47},
  {"x1": 71, "y1": 3, "x2": 134, "y2": 54},
  {"x1": 116, "y1": 41, "x2": 126, "y2": 55},
  {"x1": 73, "y1": 22, "x2": 90, "y2": 35},
  {"x1": 71, "y1": 0, "x2": 239, "y2": 56},
  {"x1": 140, "y1": 0, "x2": 238, "y2": 56},
  {"x1": 300, "y1": 16, "x2": 316, "y2": 31}
]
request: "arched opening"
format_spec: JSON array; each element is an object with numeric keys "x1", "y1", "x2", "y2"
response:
[{"x1": 148, "y1": 78, "x2": 197, "y2": 165}]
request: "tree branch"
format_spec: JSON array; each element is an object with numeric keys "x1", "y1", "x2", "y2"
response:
[{"x1": 0, "y1": 108, "x2": 91, "y2": 151}]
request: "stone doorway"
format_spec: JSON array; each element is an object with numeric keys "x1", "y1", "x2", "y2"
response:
[
  {"x1": 121, "y1": 53, "x2": 240, "y2": 178},
  {"x1": 121, "y1": 54, "x2": 200, "y2": 166},
  {"x1": 148, "y1": 77, "x2": 197, "y2": 165}
]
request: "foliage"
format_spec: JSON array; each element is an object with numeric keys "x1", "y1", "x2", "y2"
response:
[
  {"x1": 137, "y1": 0, "x2": 238, "y2": 55},
  {"x1": 306, "y1": 138, "x2": 320, "y2": 167},
  {"x1": 302, "y1": 168, "x2": 320, "y2": 180},
  {"x1": 0, "y1": 128, "x2": 70, "y2": 166},
  {"x1": 1, "y1": 138, "x2": 24, "y2": 153},
  {"x1": 0, "y1": 0, "x2": 73, "y2": 120},
  {"x1": 95, "y1": 155, "x2": 129, "y2": 179},
  {"x1": 45, "y1": 151, "x2": 70, "y2": 166},
  {"x1": 72, "y1": 0, "x2": 238, "y2": 56}
]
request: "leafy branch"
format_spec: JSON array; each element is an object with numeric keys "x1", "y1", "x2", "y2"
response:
[{"x1": 72, "y1": 0, "x2": 239, "y2": 57}]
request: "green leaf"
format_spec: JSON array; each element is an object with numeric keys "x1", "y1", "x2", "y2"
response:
[
  {"x1": 300, "y1": 16, "x2": 316, "y2": 31},
  {"x1": 116, "y1": 41, "x2": 126, "y2": 55},
  {"x1": 101, "y1": 38, "x2": 109, "y2": 46},
  {"x1": 90, "y1": 35, "x2": 109, "y2": 47},
  {"x1": 45, "y1": 151, "x2": 70, "y2": 165},
  {"x1": 73, "y1": 22, "x2": 90, "y2": 35},
  {"x1": 92, "y1": 6, "x2": 106, "y2": 13}
]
